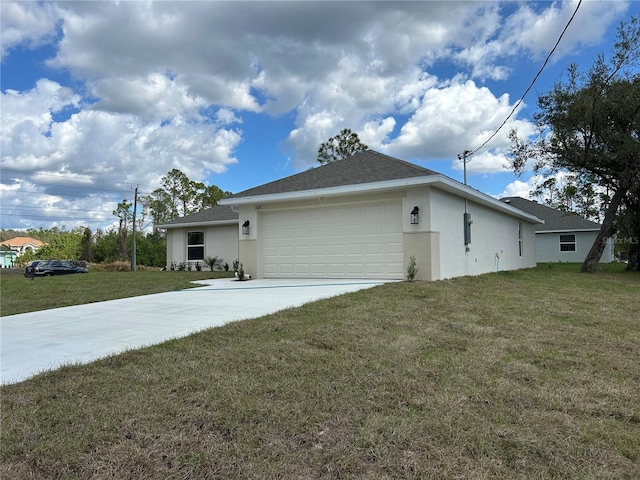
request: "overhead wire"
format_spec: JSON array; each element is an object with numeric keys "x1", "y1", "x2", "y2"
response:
[
  {"x1": 1, "y1": 212, "x2": 112, "y2": 221},
  {"x1": 467, "y1": 0, "x2": 582, "y2": 157},
  {"x1": 0, "y1": 168, "x2": 156, "y2": 192}
]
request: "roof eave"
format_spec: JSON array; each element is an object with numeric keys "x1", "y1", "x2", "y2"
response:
[
  {"x1": 537, "y1": 228, "x2": 601, "y2": 233},
  {"x1": 220, "y1": 174, "x2": 544, "y2": 224},
  {"x1": 157, "y1": 219, "x2": 238, "y2": 229},
  {"x1": 219, "y1": 176, "x2": 436, "y2": 205},
  {"x1": 430, "y1": 176, "x2": 544, "y2": 224}
]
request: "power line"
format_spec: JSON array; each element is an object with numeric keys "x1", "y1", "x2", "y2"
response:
[
  {"x1": 0, "y1": 168, "x2": 153, "y2": 190},
  {"x1": 467, "y1": 0, "x2": 583, "y2": 157},
  {"x1": 2, "y1": 190, "x2": 132, "y2": 201},
  {"x1": 0, "y1": 167, "x2": 156, "y2": 192},
  {"x1": 0, "y1": 204, "x2": 117, "y2": 215},
  {"x1": 1, "y1": 212, "x2": 112, "y2": 221},
  {"x1": 2, "y1": 182, "x2": 132, "y2": 195},
  {"x1": 1, "y1": 174, "x2": 134, "y2": 194}
]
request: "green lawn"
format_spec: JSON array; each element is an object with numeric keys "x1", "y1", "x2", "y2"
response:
[
  {"x1": 1, "y1": 264, "x2": 639, "y2": 479},
  {"x1": 0, "y1": 270, "x2": 234, "y2": 316}
]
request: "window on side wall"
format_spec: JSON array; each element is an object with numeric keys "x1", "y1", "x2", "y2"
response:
[
  {"x1": 559, "y1": 234, "x2": 576, "y2": 252},
  {"x1": 518, "y1": 222, "x2": 523, "y2": 257},
  {"x1": 187, "y1": 231, "x2": 205, "y2": 260}
]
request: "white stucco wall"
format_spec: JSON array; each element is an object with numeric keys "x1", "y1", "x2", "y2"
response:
[
  {"x1": 535, "y1": 231, "x2": 613, "y2": 263},
  {"x1": 429, "y1": 188, "x2": 537, "y2": 279},
  {"x1": 165, "y1": 224, "x2": 238, "y2": 268},
  {"x1": 233, "y1": 187, "x2": 538, "y2": 280}
]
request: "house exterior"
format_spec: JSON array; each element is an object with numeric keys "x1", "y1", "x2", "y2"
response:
[
  {"x1": 157, "y1": 205, "x2": 239, "y2": 270},
  {"x1": 212, "y1": 151, "x2": 542, "y2": 281},
  {"x1": 0, "y1": 237, "x2": 44, "y2": 268},
  {"x1": 500, "y1": 196, "x2": 613, "y2": 263}
]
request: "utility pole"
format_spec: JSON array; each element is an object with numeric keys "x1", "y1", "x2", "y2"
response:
[
  {"x1": 457, "y1": 150, "x2": 472, "y2": 185},
  {"x1": 131, "y1": 185, "x2": 138, "y2": 272},
  {"x1": 457, "y1": 150, "x2": 473, "y2": 250}
]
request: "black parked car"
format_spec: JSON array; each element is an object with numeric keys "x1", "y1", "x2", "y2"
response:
[
  {"x1": 25, "y1": 260, "x2": 89, "y2": 277},
  {"x1": 24, "y1": 260, "x2": 43, "y2": 270}
]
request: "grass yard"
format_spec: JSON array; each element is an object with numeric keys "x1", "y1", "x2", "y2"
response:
[
  {"x1": 0, "y1": 270, "x2": 234, "y2": 316},
  {"x1": 1, "y1": 264, "x2": 639, "y2": 479}
]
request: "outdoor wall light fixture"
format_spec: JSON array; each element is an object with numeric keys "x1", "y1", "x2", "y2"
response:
[
  {"x1": 242, "y1": 220, "x2": 250, "y2": 235},
  {"x1": 410, "y1": 206, "x2": 420, "y2": 225}
]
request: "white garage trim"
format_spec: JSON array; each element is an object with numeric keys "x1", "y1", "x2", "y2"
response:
[{"x1": 261, "y1": 201, "x2": 404, "y2": 279}]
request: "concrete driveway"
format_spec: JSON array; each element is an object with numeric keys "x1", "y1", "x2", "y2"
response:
[{"x1": 1, "y1": 278, "x2": 388, "y2": 385}]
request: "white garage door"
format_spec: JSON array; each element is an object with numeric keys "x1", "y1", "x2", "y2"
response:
[{"x1": 262, "y1": 202, "x2": 404, "y2": 279}]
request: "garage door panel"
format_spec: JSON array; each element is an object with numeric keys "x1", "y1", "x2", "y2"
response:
[
  {"x1": 262, "y1": 201, "x2": 403, "y2": 279},
  {"x1": 386, "y1": 242, "x2": 403, "y2": 254},
  {"x1": 383, "y1": 203, "x2": 402, "y2": 215},
  {"x1": 346, "y1": 263, "x2": 366, "y2": 275},
  {"x1": 344, "y1": 244, "x2": 363, "y2": 255},
  {"x1": 327, "y1": 244, "x2": 344, "y2": 255},
  {"x1": 277, "y1": 263, "x2": 294, "y2": 275},
  {"x1": 311, "y1": 263, "x2": 328, "y2": 275},
  {"x1": 363, "y1": 243, "x2": 383, "y2": 254},
  {"x1": 295, "y1": 264, "x2": 310, "y2": 275},
  {"x1": 278, "y1": 245, "x2": 293, "y2": 255},
  {"x1": 365, "y1": 263, "x2": 385, "y2": 275}
]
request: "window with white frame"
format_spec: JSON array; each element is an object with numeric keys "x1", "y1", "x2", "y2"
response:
[
  {"x1": 518, "y1": 222, "x2": 523, "y2": 257},
  {"x1": 187, "y1": 231, "x2": 205, "y2": 260},
  {"x1": 559, "y1": 234, "x2": 576, "y2": 252}
]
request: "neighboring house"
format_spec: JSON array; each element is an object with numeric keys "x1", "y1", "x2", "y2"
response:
[
  {"x1": 157, "y1": 205, "x2": 239, "y2": 269},
  {"x1": 0, "y1": 237, "x2": 45, "y2": 268},
  {"x1": 500, "y1": 196, "x2": 613, "y2": 263},
  {"x1": 208, "y1": 151, "x2": 542, "y2": 281}
]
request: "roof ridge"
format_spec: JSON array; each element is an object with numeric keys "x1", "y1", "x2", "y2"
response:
[
  {"x1": 1, "y1": 236, "x2": 44, "y2": 245},
  {"x1": 225, "y1": 149, "x2": 440, "y2": 200},
  {"x1": 364, "y1": 150, "x2": 437, "y2": 175}
]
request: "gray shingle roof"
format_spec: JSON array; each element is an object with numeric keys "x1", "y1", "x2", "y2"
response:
[
  {"x1": 228, "y1": 150, "x2": 438, "y2": 198},
  {"x1": 500, "y1": 197, "x2": 601, "y2": 231},
  {"x1": 158, "y1": 204, "x2": 238, "y2": 228}
]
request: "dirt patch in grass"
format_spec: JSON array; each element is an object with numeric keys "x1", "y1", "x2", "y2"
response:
[{"x1": 1, "y1": 264, "x2": 639, "y2": 478}]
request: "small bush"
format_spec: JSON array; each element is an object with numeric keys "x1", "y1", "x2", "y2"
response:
[
  {"x1": 205, "y1": 256, "x2": 223, "y2": 271},
  {"x1": 89, "y1": 262, "x2": 160, "y2": 272},
  {"x1": 91, "y1": 261, "x2": 130, "y2": 272},
  {"x1": 407, "y1": 255, "x2": 418, "y2": 281},
  {"x1": 237, "y1": 262, "x2": 245, "y2": 281}
]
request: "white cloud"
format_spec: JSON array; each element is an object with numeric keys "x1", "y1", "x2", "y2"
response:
[
  {"x1": 1, "y1": 79, "x2": 80, "y2": 133},
  {"x1": 1, "y1": 83, "x2": 241, "y2": 229},
  {"x1": 0, "y1": 0, "x2": 631, "y2": 229},
  {"x1": 454, "y1": 1, "x2": 630, "y2": 78},
  {"x1": 360, "y1": 117, "x2": 397, "y2": 148},
  {"x1": 507, "y1": 0, "x2": 629, "y2": 59},
  {"x1": 495, "y1": 171, "x2": 582, "y2": 203},
  {"x1": 495, "y1": 179, "x2": 537, "y2": 200},
  {"x1": 385, "y1": 80, "x2": 528, "y2": 164},
  {"x1": 0, "y1": 1, "x2": 59, "y2": 60},
  {"x1": 88, "y1": 73, "x2": 207, "y2": 121}
]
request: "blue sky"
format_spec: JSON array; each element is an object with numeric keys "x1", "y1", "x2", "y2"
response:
[{"x1": 1, "y1": 0, "x2": 636, "y2": 231}]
